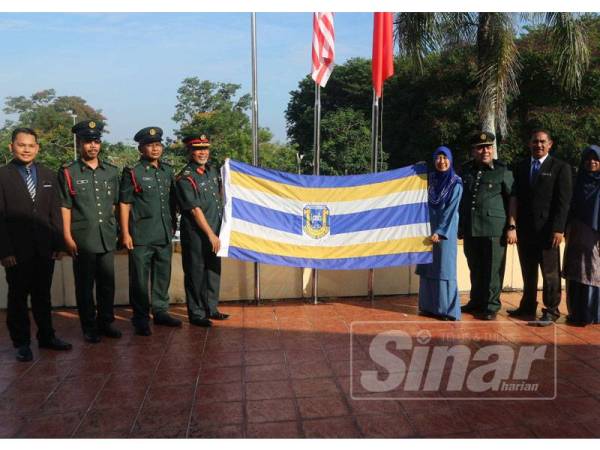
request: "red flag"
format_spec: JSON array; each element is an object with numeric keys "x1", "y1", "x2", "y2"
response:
[
  {"x1": 311, "y1": 12, "x2": 335, "y2": 87},
  {"x1": 372, "y1": 12, "x2": 394, "y2": 98}
]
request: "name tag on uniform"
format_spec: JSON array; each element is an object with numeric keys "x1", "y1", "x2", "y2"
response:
[
  {"x1": 76, "y1": 180, "x2": 89, "y2": 184},
  {"x1": 540, "y1": 173, "x2": 552, "y2": 177},
  {"x1": 142, "y1": 177, "x2": 152, "y2": 181},
  {"x1": 43, "y1": 182, "x2": 53, "y2": 188}
]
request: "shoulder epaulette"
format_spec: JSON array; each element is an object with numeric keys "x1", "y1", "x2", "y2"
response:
[{"x1": 125, "y1": 166, "x2": 143, "y2": 193}]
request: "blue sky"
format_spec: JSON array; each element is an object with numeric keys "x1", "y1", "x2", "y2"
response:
[{"x1": 0, "y1": 12, "x2": 373, "y2": 145}]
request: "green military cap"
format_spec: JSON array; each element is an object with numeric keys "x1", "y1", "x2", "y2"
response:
[
  {"x1": 470, "y1": 131, "x2": 496, "y2": 147},
  {"x1": 72, "y1": 120, "x2": 104, "y2": 141},
  {"x1": 182, "y1": 133, "x2": 210, "y2": 149},
  {"x1": 134, "y1": 126, "x2": 163, "y2": 145}
]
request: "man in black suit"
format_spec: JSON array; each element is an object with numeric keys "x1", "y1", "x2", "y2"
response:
[
  {"x1": 0, "y1": 128, "x2": 72, "y2": 361},
  {"x1": 507, "y1": 129, "x2": 573, "y2": 325}
]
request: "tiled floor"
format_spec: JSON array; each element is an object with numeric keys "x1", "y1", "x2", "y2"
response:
[{"x1": 1, "y1": 292, "x2": 600, "y2": 438}]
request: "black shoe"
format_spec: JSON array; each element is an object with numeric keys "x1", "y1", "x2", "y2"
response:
[
  {"x1": 99, "y1": 324, "x2": 122, "y2": 339},
  {"x1": 83, "y1": 332, "x2": 101, "y2": 344},
  {"x1": 507, "y1": 307, "x2": 536, "y2": 318},
  {"x1": 38, "y1": 337, "x2": 72, "y2": 351},
  {"x1": 153, "y1": 313, "x2": 182, "y2": 327},
  {"x1": 565, "y1": 316, "x2": 587, "y2": 327},
  {"x1": 209, "y1": 311, "x2": 230, "y2": 321},
  {"x1": 534, "y1": 312, "x2": 558, "y2": 327},
  {"x1": 479, "y1": 312, "x2": 497, "y2": 321},
  {"x1": 190, "y1": 318, "x2": 213, "y2": 327},
  {"x1": 15, "y1": 346, "x2": 33, "y2": 362},
  {"x1": 134, "y1": 324, "x2": 152, "y2": 336},
  {"x1": 461, "y1": 303, "x2": 481, "y2": 313}
]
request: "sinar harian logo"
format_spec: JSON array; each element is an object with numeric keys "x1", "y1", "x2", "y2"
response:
[{"x1": 303, "y1": 205, "x2": 330, "y2": 239}]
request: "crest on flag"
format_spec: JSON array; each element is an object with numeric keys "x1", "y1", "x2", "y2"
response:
[{"x1": 303, "y1": 205, "x2": 330, "y2": 239}]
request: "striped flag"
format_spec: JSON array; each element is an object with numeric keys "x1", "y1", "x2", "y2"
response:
[
  {"x1": 311, "y1": 12, "x2": 335, "y2": 87},
  {"x1": 217, "y1": 160, "x2": 432, "y2": 270}
]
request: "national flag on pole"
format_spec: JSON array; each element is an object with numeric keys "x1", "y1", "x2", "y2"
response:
[
  {"x1": 372, "y1": 12, "x2": 394, "y2": 98},
  {"x1": 311, "y1": 12, "x2": 335, "y2": 87},
  {"x1": 217, "y1": 159, "x2": 432, "y2": 270}
]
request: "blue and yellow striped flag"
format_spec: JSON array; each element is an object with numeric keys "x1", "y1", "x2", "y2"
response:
[{"x1": 217, "y1": 159, "x2": 432, "y2": 270}]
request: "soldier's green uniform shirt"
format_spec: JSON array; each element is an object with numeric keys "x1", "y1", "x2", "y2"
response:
[
  {"x1": 119, "y1": 159, "x2": 177, "y2": 245},
  {"x1": 459, "y1": 160, "x2": 514, "y2": 237},
  {"x1": 57, "y1": 159, "x2": 120, "y2": 252},
  {"x1": 176, "y1": 162, "x2": 223, "y2": 238}
]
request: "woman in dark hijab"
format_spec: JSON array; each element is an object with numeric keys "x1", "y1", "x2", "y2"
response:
[
  {"x1": 416, "y1": 146, "x2": 463, "y2": 320},
  {"x1": 563, "y1": 145, "x2": 600, "y2": 325}
]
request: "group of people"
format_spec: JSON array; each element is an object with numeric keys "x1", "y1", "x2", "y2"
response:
[
  {"x1": 0, "y1": 122, "x2": 227, "y2": 362},
  {"x1": 1, "y1": 123, "x2": 598, "y2": 363},
  {"x1": 417, "y1": 130, "x2": 600, "y2": 328}
]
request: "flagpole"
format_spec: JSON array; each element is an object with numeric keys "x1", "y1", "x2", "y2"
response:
[
  {"x1": 312, "y1": 82, "x2": 321, "y2": 305},
  {"x1": 368, "y1": 89, "x2": 380, "y2": 303},
  {"x1": 251, "y1": 12, "x2": 261, "y2": 304}
]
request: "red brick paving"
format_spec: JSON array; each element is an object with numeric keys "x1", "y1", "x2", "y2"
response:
[{"x1": 0, "y1": 292, "x2": 599, "y2": 438}]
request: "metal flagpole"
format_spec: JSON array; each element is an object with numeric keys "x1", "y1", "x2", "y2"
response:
[
  {"x1": 312, "y1": 83, "x2": 321, "y2": 305},
  {"x1": 368, "y1": 89, "x2": 380, "y2": 303},
  {"x1": 251, "y1": 12, "x2": 261, "y2": 304}
]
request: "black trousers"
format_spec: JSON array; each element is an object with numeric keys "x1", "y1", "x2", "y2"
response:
[
  {"x1": 5, "y1": 257, "x2": 56, "y2": 347},
  {"x1": 517, "y1": 237, "x2": 562, "y2": 317},
  {"x1": 181, "y1": 237, "x2": 221, "y2": 320},
  {"x1": 72, "y1": 251, "x2": 115, "y2": 334},
  {"x1": 463, "y1": 236, "x2": 507, "y2": 313}
]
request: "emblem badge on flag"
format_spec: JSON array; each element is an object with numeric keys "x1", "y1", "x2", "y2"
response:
[{"x1": 303, "y1": 205, "x2": 330, "y2": 239}]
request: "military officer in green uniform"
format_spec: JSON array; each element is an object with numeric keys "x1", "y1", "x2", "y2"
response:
[
  {"x1": 459, "y1": 131, "x2": 514, "y2": 320},
  {"x1": 175, "y1": 134, "x2": 228, "y2": 327},
  {"x1": 119, "y1": 126, "x2": 181, "y2": 335},
  {"x1": 58, "y1": 120, "x2": 122, "y2": 343}
]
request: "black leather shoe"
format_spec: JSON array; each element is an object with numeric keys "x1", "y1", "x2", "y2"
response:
[
  {"x1": 154, "y1": 313, "x2": 182, "y2": 327},
  {"x1": 38, "y1": 337, "x2": 72, "y2": 351},
  {"x1": 507, "y1": 307, "x2": 536, "y2": 317},
  {"x1": 134, "y1": 325, "x2": 152, "y2": 336},
  {"x1": 209, "y1": 311, "x2": 230, "y2": 321},
  {"x1": 83, "y1": 332, "x2": 101, "y2": 344},
  {"x1": 190, "y1": 318, "x2": 213, "y2": 327},
  {"x1": 16, "y1": 346, "x2": 33, "y2": 362},
  {"x1": 461, "y1": 303, "x2": 480, "y2": 313},
  {"x1": 534, "y1": 313, "x2": 558, "y2": 327},
  {"x1": 479, "y1": 312, "x2": 497, "y2": 321},
  {"x1": 100, "y1": 324, "x2": 122, "y2": 339}
]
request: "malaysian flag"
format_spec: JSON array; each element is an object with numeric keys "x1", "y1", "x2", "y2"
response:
[{"x1": 311, "y1": 12, "x2": 335, "y2": 87}]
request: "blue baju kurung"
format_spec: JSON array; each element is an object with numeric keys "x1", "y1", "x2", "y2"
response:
[{"x1": 416, "y1": 183, "x2": 463, "y2": 320}]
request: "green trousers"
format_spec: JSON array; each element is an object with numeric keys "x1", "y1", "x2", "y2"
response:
[
  {"x1": 181, "y1": 237, "x2": 221, "y2": 320},
  {"x1": 463, "y1": 236, "x2": 507, "y2": 313},
  {"x1": 129, "y1": 243, "x2": 172, "y2": 327},
  {"x1": 73, "y1": 251, "x2": 115, "y2": 333}
]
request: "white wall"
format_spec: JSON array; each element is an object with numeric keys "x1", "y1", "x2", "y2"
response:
[{"x1": 0, "y1": 242, "x2": 559, "y2": 308}]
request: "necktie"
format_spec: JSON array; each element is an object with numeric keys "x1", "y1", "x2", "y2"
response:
[
  {"x1": 530, "y1": 159, "x2": 541, "y2": 184},
  {"x1": 25, "y1": 167, "x2": 36, "y2": 201}
]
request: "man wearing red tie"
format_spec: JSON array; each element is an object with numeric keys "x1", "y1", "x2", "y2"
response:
[{"x1": 507, "y1": 129, "x2": 573, "y2": 325}]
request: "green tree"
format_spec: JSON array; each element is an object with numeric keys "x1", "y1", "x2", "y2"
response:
[
  {"x1": 172, "y1": 78, "x2": 297, "y2": 171},
  {"x1": 1, "y1": 89, "x2": 105, "y2": 169},
  {"x1": 395, "y1": 12, "x2": 591, "y2": 146}
]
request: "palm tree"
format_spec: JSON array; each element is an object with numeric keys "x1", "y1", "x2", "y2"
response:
[{"x1": 395, "y1": 12, "x2": 590, "y2": 155}]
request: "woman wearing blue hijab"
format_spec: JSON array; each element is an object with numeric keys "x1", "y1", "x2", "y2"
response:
[
  {"x1": 563, "y1": 145, "x2": 600, "y2": 325},
  {"x1": 416, "y1": 146, "x2": 463, "y2": 320}
]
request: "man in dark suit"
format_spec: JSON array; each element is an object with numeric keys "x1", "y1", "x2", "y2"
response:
[
  {"x1": 0, "y1": 128, "x2": 72, "y2": 361},
  {"x1": 507, "y1": 129, "x2": 573, "y2": 325}
]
